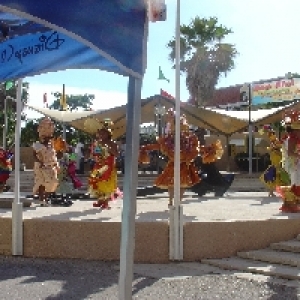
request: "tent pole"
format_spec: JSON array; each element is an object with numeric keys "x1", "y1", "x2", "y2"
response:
[
  {"x1": 3, "y1": 93, "x2": 7, "y2": 150},
  {"x1": 118, "y1": 76, "x2": 141, "y2": 300},
  {"x1": 12, "y1": 78, "x2": 23, "y2": 256},
  {"x1": 62, "y1": 123, "x2": 66, "y2": 140},
  {"x1": 225, "y1": 135, "x2": 230, "y2": 172},
  {"x1": 248, "y1": 85, "x2": 253, "y2": 175},
  {"x1": 170, "y1": 0, "x2": 183, "y2": 261}
]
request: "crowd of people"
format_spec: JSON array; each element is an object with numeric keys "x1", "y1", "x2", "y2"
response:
[{"x1": 31, "y1": 111, "x2": 229, "y2": 209}]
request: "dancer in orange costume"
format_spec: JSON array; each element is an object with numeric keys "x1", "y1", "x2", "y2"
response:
[
  {"x1": 277, "y1": 110, "x2": 300, "y2": 213},
  {"x1": 140, "y1": 109, "x2": 200, "y2": 206},
  {"x1": 86, "y1": 118, "x2": 119, "y2": 209}
]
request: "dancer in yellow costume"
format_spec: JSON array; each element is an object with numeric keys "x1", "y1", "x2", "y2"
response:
[
  {"x1": 140, "y1": 109, "x2": 200, "y2": 206},
  {"x1": 260, "y1": 128, "x2": 284, "y2": 197},
  {"x1": 32, "y1": 117, "x2": 59, "y2": 205},
  {"x1": 86, "y1": 119, "x2": 119, "y2": 209}
]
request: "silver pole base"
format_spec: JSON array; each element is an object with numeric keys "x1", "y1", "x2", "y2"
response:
[
  {"x1": 169, "y1": 204, "x2": 183, "y2": 260},
  {"x1": 12, "y1": 202, "x2": 23, "y2": 256}
]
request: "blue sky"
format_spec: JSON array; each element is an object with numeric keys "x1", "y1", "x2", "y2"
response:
[{"x1": 25, "y1": 0, "x2": 300, "y2": 114}]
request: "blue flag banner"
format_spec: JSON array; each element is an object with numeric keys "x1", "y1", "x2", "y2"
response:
[
  {"x1": 0, "y1": 30, "x2": 124, "y2": 80},
  {"x1": 0, "y1": 1, "x2": 148, "y2": 80}
]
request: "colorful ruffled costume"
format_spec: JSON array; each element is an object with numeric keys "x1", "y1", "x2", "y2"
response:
[
  {"x1": 84, "y1": 117, "x2": 122, "y2": 209},
  {"x1": 88, "y1": 141, "x2": 118, "y2": 203},
  {"x1": 154, "y1": 133, "x2": 200, "y2": 189},
  {"x1": 276, "y1": 110, "x2": 300, "y2": 212},
  {"x1": 139, "y1": 111, "x2": 200, "y2": 205},
  {"x1": 259, "y1": 130, "x2": 289, "y2": 196},
  {"x1": 0, "y1": 148, "x2": 13, "y2": 190}
]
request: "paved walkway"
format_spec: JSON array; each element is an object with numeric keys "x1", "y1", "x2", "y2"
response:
[
  {"x1": 0, "y1": 191, "x2": 300, "y2": 222},
  {"x1": 0, "y1": 256, "x2": 299, "y2": 299}
]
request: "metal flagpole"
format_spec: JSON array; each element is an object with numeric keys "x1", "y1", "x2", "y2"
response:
[
  {"x1": 61, "y1": 84, "x2": 67, "y2": 140},
  {"x1": 169, "y1": 0, "x2": 183, "y2": 261},
  {"x1": 240, "y1": 83, "x2": 253, "y2": 175},
  {"x1": 3, "y1": 91, "x2": 7, "y2": 150},
  {"x1": 12, "y1": 78, "x2": 23, "y2": 255},
  {"x1": 248, "y1": 84, "x2": 253, "y2": 175},
  {"x1": 118, "y1": 77, "x2": 142, "y2": 300}
]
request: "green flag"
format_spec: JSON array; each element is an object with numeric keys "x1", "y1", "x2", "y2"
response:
[
  {"x1": 158, "y1": 66, "x2": 170, "y2": 83},
  {"x1": 5, "y1": 81, "x2": 14, "y2": 91}
]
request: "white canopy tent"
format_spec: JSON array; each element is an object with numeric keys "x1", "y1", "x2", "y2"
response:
[
  {"x1": 26, "y1": 104, "x2": 100, "y2": 123},
  {"x1": 210, "y1": 101, "x2": 300, "y2": 127},
  {"x1": 26, "y1": 98, "x2": 300, "y2": 137}
]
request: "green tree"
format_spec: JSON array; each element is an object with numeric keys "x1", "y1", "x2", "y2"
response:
[
  {"x1": 49, "y1": 92, "x2": 95, "y2": 145},
  {"x1": 0, "y1": 81, "x2": 29, "y2": 148},
  {"x1": 21, "y1": 116, "x2": 93, "y2": 147},
  {"x1": 21, "y1": 91, "x2": 95, "y2": 147},
  {"x1": 20, "y1": 119, "x2": 39, "y2": 146},
  {"x1": 49, "y1": 93, "x2": 94, "y2": 111},
  {"x1": 167, "y1": 16, "x2": 238, "y2": 107}
]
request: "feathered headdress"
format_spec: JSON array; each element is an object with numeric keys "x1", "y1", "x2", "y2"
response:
[
  {"x1": 164, "y1": 109, "x2": 191, "y2": 135},
  {"x1": 84, "y1": 118, "x2": 102, "y2": 134},
  {"x1": 53, "y1": 136, "x2": 68, "y2": 152},
  {"x1": 101, "y1": 118, "x2": 114, "y2": 133},
  {"x1": 84, "y1": 118, "x2": 114, "y2": 135},
  {"x1": 180, "y1": 114, "x2": 189, "y2": 133}
]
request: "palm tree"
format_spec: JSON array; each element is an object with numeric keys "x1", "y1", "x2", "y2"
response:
[{"x1": 167, "y1": 16, "x2": 238, "y2": 107}]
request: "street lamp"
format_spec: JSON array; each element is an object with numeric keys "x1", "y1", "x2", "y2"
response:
[
  {"x1": 154, "y1": 104, "x2": 166, "y2": 174},
  {"x1": 3, "y1": 95, "x2": 7, "y2": 150},
  {"x1": 154, "y1": 104, "x2": 166, "y2": 136},
  {"x1": 240, "y1": 83, "x2": 253, "y2": 174}
]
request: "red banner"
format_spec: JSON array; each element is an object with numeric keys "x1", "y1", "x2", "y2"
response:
[{"x1": 160, "y1": 89, "x2": 175, "y2": 100}]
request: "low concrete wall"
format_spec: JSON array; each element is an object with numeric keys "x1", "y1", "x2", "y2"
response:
[
  {"x1": 1, "y1": 218, "x2": 300, "y2": 262},
  {"x1": 23, "y1": 220, "x2": 169, "y2": 263},
  {"x1": 0, "y1": 218, "x2": 11, "y2": 255},
  {"x1": 184, "y1": 219, "x2": 300, "y2": 261}
]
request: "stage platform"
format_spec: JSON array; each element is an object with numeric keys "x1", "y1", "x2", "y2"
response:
[
  {"x1": 1, "y1": 190, "x2": 300, "y2": 263},
  {"x1": 0, "y1": 190, "x2": 297, "y2": 222}
]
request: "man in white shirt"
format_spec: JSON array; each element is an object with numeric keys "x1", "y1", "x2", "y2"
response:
[{"x1": 75, "y1": 138, "x2": 85, "y2": 174}]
